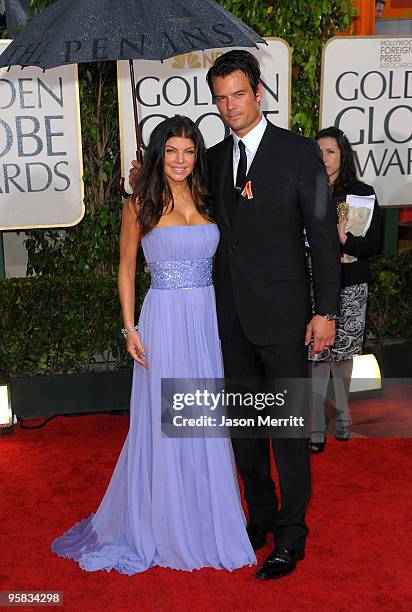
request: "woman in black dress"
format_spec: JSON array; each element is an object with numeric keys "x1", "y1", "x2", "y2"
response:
[{"x1": 309, "y1": 127, "x2": 382, "y2": 452}]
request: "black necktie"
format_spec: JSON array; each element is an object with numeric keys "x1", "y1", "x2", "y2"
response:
[{"x1": 235, "y1": 140, "x2": 247, "y2": 195}]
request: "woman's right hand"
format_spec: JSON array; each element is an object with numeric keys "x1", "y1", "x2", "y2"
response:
[
  {"x1": 126, "y1": 330, "x2": 148, "y2": 368},
  {"x1": 337, "y1": 219, "x2": 348, "y2": 245}
]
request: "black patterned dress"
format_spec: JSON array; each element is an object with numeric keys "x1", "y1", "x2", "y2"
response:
[{"x1": 310, "y1": 283, "x2": 368, "y2": 362}]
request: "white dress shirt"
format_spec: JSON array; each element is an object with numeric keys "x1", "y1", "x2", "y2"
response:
[{"x1": 232, "y1": 115, "x2": 267, "y2": 186}]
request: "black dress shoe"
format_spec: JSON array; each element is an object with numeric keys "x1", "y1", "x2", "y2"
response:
[
  {"x1": 256, "y1": 546, "x2": 305, "y2": 580},
  {"x1": 246, "y1": 522, "x2": 272, "y2": 550},
  {"x1": 309, "y1": 441, "x2": 325, "y2": 453}
]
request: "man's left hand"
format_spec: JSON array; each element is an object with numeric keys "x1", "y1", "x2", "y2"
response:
[{"x1": 305, "y1": 315, "x2": 336, "y2": 357}]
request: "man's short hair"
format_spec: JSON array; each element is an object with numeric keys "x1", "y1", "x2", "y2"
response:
[{"x1": 206, "y1": 50, "x2": 261, "y2": 98}]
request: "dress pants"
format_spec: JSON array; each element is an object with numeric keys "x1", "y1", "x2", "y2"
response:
[{"x1": 221, "y1": 313, "x2": 311, "y2": 550}]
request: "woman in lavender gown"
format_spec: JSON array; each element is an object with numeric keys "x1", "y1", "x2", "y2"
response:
[{"x1": 51, "y1": 115, "x2": 256, "y2": 574}]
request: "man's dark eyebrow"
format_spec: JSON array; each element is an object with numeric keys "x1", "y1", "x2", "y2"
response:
[{"x1": 216, "y1": 89, "x2": 247, "y2": 96}]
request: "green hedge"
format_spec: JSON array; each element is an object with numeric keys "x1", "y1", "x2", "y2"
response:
[
  {"x1": 1, "y1": 251, "x2": 410, "y2": 377},
  {"x1": 366, "y1": 249, "x2": 412, "y2": 346},
  {"x1": 0, "y1": 273, "x2": 150, "y2": 377}
]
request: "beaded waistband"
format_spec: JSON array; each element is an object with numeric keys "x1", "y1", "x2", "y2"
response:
[{"x1": 147, "y1": 258, "x2": 213, "y2": 290}]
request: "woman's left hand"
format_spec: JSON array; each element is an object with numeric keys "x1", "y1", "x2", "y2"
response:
[{"x1": 337, "y1": 220, "x2": 348, "y2": 245}]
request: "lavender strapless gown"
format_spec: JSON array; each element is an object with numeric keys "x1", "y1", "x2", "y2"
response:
[{"x1": 51, "y1": 224, "x2": 256, "y2": 574}]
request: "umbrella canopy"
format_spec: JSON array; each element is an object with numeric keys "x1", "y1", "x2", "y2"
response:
[{"x1": 0, "y1": 0, "x2": 265, "y2": 69}]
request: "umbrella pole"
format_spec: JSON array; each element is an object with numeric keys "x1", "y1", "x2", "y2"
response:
[
  {"x1": 129, "y1": 60, "x2": 142, "y2": 163},
  {"x1": 119, "y1": 60, "x2": 142, "y2": 198}
]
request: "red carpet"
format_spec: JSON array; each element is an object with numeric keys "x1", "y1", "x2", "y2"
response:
[{"x1": 1, "y1": 388, "x2": 412, "y2": 611}]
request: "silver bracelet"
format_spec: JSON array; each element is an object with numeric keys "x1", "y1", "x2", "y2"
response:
[{"x1": 121, "y1": 325, "x2": 139, "y2": 336}]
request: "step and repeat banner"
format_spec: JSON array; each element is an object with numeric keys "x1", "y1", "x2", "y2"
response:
[
  {"x1": 117, "y1": 39, "x2": 291, "y2": 180},
  {"x1": 321, "y1": 36, "x2": 412, "y2": 207},
  {"x1": 0, "y1": 40, "x2": 84, "y2": 230}
]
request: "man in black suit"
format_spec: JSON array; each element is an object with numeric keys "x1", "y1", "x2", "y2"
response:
[{"x1": 205, "y1": 50, "x2": 341, "y2": 579}]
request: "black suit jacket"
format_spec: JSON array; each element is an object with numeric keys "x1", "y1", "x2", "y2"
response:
[{"x1": 207, "y1": 122, "x2": 341, "y2": 345}]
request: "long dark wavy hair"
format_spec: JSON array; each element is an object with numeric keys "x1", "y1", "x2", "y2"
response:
[
  {"x1": 315, "y1": 126, "x2": 358, "y2": 199},
  {"x1": 132, "y1": 115, "x2": 212, "y2": 235}
]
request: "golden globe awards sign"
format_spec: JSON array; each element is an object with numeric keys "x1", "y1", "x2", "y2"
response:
[
  {"x1": 0, "y1": 40, "x2": 84, "y2": 230},
  {"x1": 321, "y1": 36, "x2": 412, "y2": 207},
  {"x1": 117, "y1": 39, "x2": 291, "y2": 177}
]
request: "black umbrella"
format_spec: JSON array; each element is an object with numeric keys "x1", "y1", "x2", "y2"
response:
[{"x1": 0, "y1": 0, "x2": 265, "y2": 175}]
